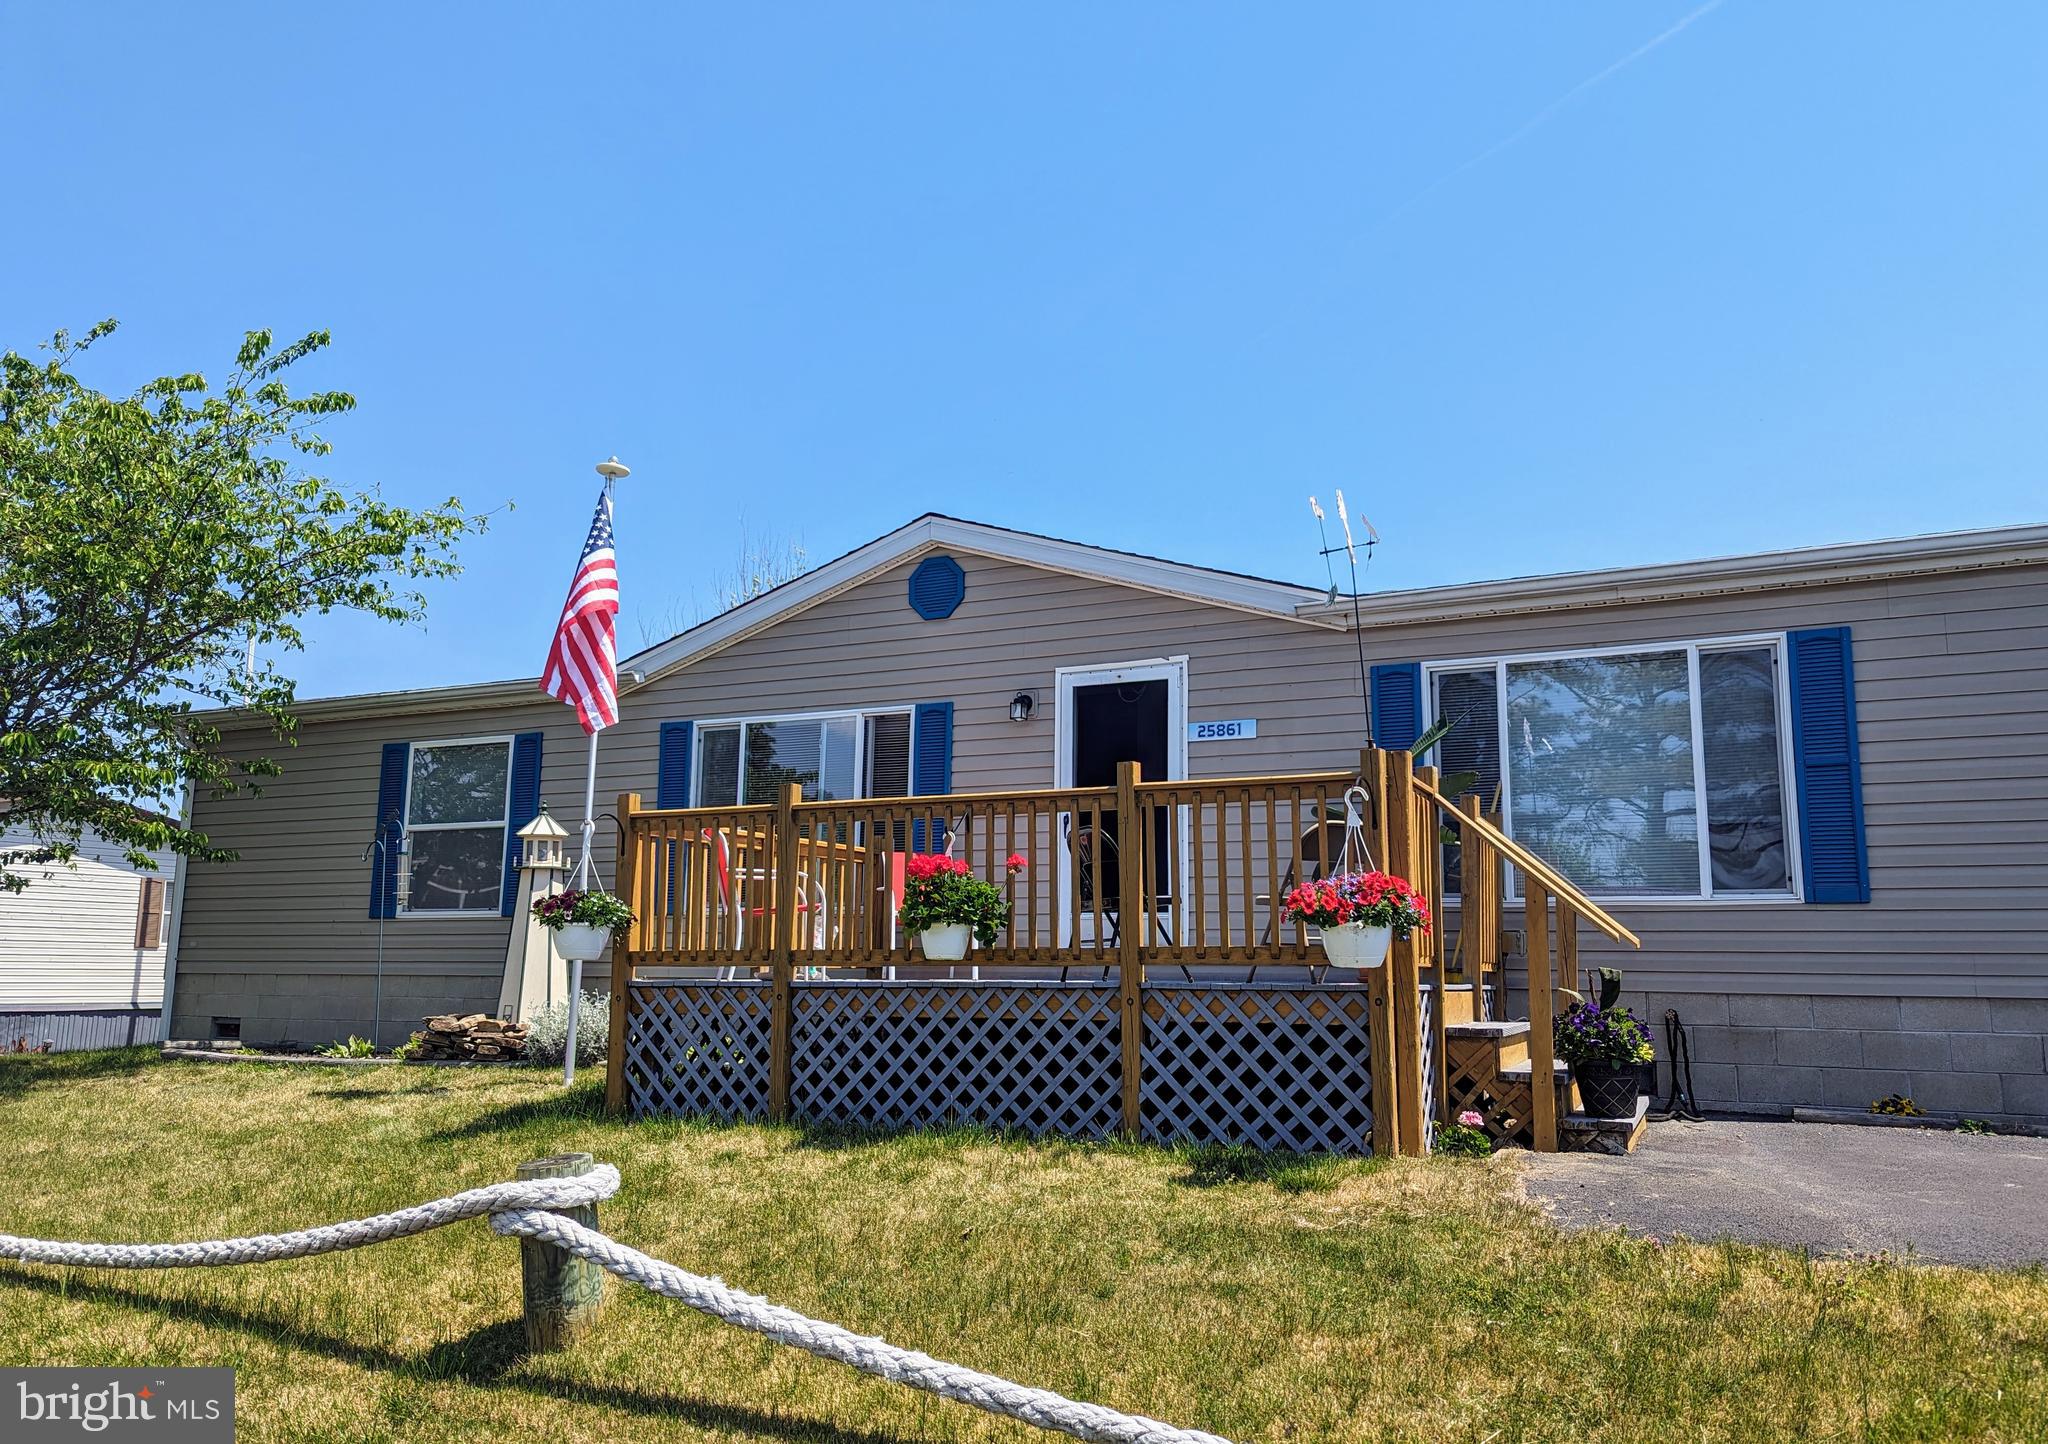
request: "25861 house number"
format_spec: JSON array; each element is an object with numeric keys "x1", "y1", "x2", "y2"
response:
[{"x1": 1189, "y1": 718, "x2": 1257, "y2": 741}]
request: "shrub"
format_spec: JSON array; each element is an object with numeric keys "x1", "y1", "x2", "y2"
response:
[
  {"x1": 897, "y1": 854, "x2": 1013, "y2": 948},
  {"x1": 319, "y1": 1035, "x2": 376, "y2": 1058},
  {"x1": 526, "y1": 990, "x2": 609, "y2": 1067},
  {"x1": 1436, "y1": 1109, "x2": 1493, "y2": 1158},
  {"x1": 1871, "y1": 1093, "x2": 1923, "y2": 1117}
]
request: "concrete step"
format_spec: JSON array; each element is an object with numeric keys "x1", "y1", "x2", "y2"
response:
[
  {"x1": 1561, "y1": 1096, "x2": 1651, "y2": 1154},
  {"x1": 1497, "y1": 1058, "x2": 1571, "y2": 1084}
]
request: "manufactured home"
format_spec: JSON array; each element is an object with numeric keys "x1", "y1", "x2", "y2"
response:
[
  {"x1": 1, "y1": 818, "x2": 174, "y2": 1052},
  {"x1": 167, "y1": 515, "x2": 2048, "y2": 1130}
]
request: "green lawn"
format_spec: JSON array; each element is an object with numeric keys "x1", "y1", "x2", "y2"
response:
[{"x1": 0, "y1": 1050, "x2": 2043, "y2": 1443}]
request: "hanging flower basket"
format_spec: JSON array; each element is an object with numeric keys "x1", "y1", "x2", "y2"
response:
[
  {"x1": 532, "y1": 888, "x2": 634, "y2": 963},
  {"x1": 1281, "y1": 871, "x2": 1429, "y2": 972},
  {"x1": 1315, "y1": 920, "x2": 1393, "y2": 970},
  {"x1": 914, "y1": 922, "x2": 974, "y2": 961},
  {"x1": 897, "y1": 853, "x2": 1016, "y2": 959}
]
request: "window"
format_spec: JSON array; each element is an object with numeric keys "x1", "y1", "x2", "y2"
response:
[
  {"x1": 693, "y1": 709, "x2": 914, "y2": 805},
  {"x1": 400, "y1": 736, "x2": 512, "y2": 914},
  {"x1": 133, "y1": 876, "x2": 166, "y2": 949},
  {"x1": 1426, "y1": 637, "x2": 1798, "y2": 900}
]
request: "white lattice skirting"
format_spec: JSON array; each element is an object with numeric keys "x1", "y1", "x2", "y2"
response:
[
  {"x1": 628, "y1": 980, "x2": 1380, "y2": 1155},
  {"x1": 1139, "y1": 987, "x2": 1375, "y2": 1154},
  {"x1": 627, "y1": 982, "x2": 774, "y2": 1121},
  {"x1": 793, "y1": 983, "x2": 1124, "y2": 1139}
]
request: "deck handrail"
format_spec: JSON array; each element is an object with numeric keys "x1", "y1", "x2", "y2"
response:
[{"x1": 1410, "y1": 775, "x2": 1642, "y2": 949}]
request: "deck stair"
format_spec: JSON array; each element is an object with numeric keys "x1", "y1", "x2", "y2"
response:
[{"x1": 1444, "y1": 1020, "x2": 1576, "y2": 1151}]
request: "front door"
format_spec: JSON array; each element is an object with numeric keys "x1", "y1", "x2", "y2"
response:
[{"x1": 1056, "y1": 658, "x2": 1187, "y2": 944}]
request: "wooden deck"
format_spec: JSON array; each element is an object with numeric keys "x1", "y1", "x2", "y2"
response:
[{"x1": 604, "y1": 747, "x2": 1636, "y2": 1155}]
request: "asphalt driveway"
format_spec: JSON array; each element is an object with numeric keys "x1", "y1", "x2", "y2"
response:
[{"x1": 1519, "y1": 1118, "x2": 2048, "y2": 1268}]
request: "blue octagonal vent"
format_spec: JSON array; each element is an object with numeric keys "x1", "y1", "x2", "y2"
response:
[{"x1": 907, "y1": 554, "x2": 966, "y2": 620}]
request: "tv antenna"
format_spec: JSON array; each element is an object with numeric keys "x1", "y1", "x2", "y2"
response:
[{"x1": 1310, "y1": 491, "x2": 1379, "y2": 745}]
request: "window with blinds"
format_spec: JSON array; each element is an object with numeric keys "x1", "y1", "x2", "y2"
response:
[
  {"x1": 1426, "y1": 638, "x2": 1798, "y2": 900},
  {"x1": 694, "y1": 709, "x2": 914, "y2": 806}
]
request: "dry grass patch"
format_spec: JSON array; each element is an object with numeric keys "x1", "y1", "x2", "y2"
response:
[{"x1": 0, "y1": 1050, "x2": 2043, "y2": 1442}]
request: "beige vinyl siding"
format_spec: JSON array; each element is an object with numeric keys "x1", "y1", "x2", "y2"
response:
[
  {"x1": 1380, "y1": 567, "x2": 2048, "y2": 1002},
  {"x1": 0, "y1": 827, "x2": 173, "y2": 1010},
  {"x1": 172, "y1": 548, "x2": 2048, "y2": 1039}
]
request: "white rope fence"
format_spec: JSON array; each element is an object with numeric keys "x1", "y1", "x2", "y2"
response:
[{"x1": 0, "y1": 1163, "x2": 1230, "y2": 1444}]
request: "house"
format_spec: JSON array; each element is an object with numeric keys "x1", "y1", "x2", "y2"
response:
[
  {"x1": 166, "y1": 514, "x2": 2048, "y2": 1126},
  {"x1": 1, "y1": 816, "x2": 175, "y2": 1052}
]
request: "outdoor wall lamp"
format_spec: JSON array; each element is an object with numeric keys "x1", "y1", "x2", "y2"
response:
[{"x1": 1009, "y1": 691, "x2": 1036, "y2": 723}]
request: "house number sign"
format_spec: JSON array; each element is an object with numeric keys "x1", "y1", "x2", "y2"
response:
[{"x1": 1189, "y1": 718, "x2": 1257, "y2": 742}]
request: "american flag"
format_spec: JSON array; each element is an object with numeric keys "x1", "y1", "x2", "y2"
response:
[{"x1": 541, "y1": 489, "x2": 620, "y2": 733}]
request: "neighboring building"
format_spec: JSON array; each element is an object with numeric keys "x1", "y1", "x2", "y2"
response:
[
  {"x1": 0, "y1": 818, "x2": 174, "y2": 1051},
  {"x1": 167, "y1": 514, "x2": 2048, "y2": 1124}
]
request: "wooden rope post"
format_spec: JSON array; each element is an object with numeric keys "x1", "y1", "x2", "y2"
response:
[
  {"x1": 1524, "y1": 882, "x2": 1559, "y2": 1152},
  {"x1": 516, "y1": 1152, "x2": 606, "y2": 1350},
  {"x1": 1383, "y1": 749, "x2": 1427, "y2": 1157},
  {"x1": 606, "y1": 793, "x2": 643, "y2": 1116},
  {"x1": 1114, "y1": 760, "x2": 1146, "y2": 1139},
  {"x1": 767, "y1": 782, "x2": 803, "y2": 1121}
]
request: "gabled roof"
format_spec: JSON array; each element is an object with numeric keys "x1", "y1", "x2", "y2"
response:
[
  {"x1": 208, "y1": 513, "x2": 1337, "y2": 723},
  {"x1": 622, "y1": 513, "x2": 1340, "y2": 685}
]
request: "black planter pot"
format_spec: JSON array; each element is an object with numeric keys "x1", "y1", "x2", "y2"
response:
[{"x1": 1571, "y1": 1061, "x2": 1641, "y2": 1119}]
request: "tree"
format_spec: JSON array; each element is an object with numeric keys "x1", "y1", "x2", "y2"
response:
[
  {"x1": 634, "y1": 522, "x2": 809, "y2": 645},
  {"x1": 0, "y1": 321, "x2": 489, "y2": 890}
]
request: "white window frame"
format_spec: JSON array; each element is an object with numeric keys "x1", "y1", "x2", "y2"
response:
[
  {"x1": 1423, "y1": 633, "x2": 1804, "y2": 906},
  {"x1": 398, "y1": 733, "x2": 515, "y2": 919},
  {"x1": 689, "y1": 706, "x2": 918, "y2": 806}
]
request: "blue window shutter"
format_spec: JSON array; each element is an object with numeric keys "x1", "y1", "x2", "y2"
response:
[
  {"x1": 370, "y1": 742, "x2": 409, "y2": 919},
  {"x1": 500, "y1": 731, "x2": 544, "y2": 918},
  {"x1": 657, "y1": 721, "x2": 694, "y2": 809},
  {"x1": 1370, "y1": 663, "x2": 1423, "y2": 751},
  {"x1": 1788, "y1": 627, "x2": 1870, "y2": 903},
  {"x1": 910, "y1": 701, "x2": 954, "y2": 850}
]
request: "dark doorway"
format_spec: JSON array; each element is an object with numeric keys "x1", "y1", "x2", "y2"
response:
[{"x1": 1072, "y1": 679, "x2": 1172, "y2": 910}]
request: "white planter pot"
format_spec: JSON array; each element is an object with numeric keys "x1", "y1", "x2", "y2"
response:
[
  {"x1": 1318, "y1": 921, "x2": 1391, "y2": 971},
  {"x1": 914, "y1": 923, "x2": 974, "y2": 962},
  {"x1": 554, "y1": 922, "x2": 613, "y2": 962}
]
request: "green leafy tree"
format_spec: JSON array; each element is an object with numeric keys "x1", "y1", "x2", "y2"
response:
[{"x1": 0, "y1": 321, "x2": 488, "y2": 890}]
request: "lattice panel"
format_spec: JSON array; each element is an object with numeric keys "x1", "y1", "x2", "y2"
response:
[
  {"x1": 1139, "y1": 986, "x2": 1374, "y2": 1155},
  {"x1": 627, "y1": 983, "x2": 773, "y2": 1122},
  {"x1": 1443, "y1": 1034, "x2": 1565, "y2": 1150},
  {"x1": 790, "y1": 983, "x2": 1123, "y2": 1139}
]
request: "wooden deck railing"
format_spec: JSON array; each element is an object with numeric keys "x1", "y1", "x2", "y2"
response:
[{"x1": 603, "y1": 747, "x2": 1637, "y2": 1152}]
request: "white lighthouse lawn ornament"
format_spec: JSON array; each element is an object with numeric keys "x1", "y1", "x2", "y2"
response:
[{"x1": 496, "y1": 806, "x2": 575, "y2": 1024}]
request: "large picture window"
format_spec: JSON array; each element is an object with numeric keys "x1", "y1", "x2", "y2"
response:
[
  {"x1": 401, "y1": 737, "x2": 512, "y2": 914},
  {"x1": 693, "y1": 709, "x2": 913, "y2": 806},
  {"x1": 1427, "y1": 637, "x2": 1798, "y2": 900}
]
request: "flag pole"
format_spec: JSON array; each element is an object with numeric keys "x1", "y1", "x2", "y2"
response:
[{"x1": 564, "y1": 454, "x2": 630, "y2": 1088}]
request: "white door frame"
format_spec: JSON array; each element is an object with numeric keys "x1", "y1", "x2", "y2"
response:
[{"x1": 1053, "y1": 656, "x2": 1190, "y2": 947}]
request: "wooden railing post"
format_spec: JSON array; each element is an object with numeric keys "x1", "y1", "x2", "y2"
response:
[
  {"x1": 767, "y1": 782, "x2": 803, "y2": 1122},
  {"x1": 605, "y1": 793, "x2": 643, "y2": 1116},
  {"x1": 1115, "y1": 761, "x2": 1145, "y2": 1139},
  {"x1": 1525, "y1": 881, "x2": 1558, "y2": 1152},
  {"x1": 1414, "y1": 763, "x2": 1450, "y2": 1129},
  {"x1": 1383, "y1": 749, "x2": 1428, "y2": 1157},
  {"x1": 1458, "y1": 795, "x2": 1497, "y2": 1020},
  {"x1": 1360, "y1": 749, "x2": 1398, "y2": 1156}
]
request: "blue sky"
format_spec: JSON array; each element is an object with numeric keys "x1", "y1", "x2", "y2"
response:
[{"x1": 5, "y1": 3, "x2": 2044, "y2": 700}]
